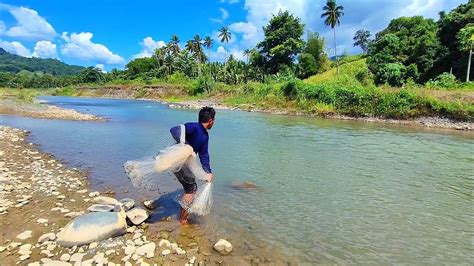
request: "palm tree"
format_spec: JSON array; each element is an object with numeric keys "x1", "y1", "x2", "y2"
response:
[
  {"x1": 203, "y1": 36, "x2": 213, "y2": 62},
  {"x1": 185, "y1": 40, "x2": 194, "y2": 52},
  {"x1": 192, "y1": 34, "x2": 205, "y2": 75},
  {"x1": 243, "y1": 49, "x2": 251, "y2": 64},
  {"x1": 321, "y1": 0, "x2": 344, "y2": 75},
  {"x1": 218, "y1": 26, "x2": 232, "y2": 62},
  {"x1": 169, "y1": 34, "x2": 180, "y2": 55}
]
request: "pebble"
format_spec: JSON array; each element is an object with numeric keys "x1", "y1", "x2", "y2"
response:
[
  {"x1": 19, "y1": 254, "x2": 30, "y2": 261},
  {"x1": 38, "y1": 233, "x2": 56, "y2": 243},
  {"x1": 89, "y1": 242, "x2": 98, "y2": 249},
  {"x1": 28, "y1": 262, "x2": 40, "y2": 266},
  {"x1": 92, "y1": 196, "x2": 118, "y2": 205},
  {"x1": 213, "y1": 239, "x2": 233, "y2": 255},
  {"x1": 87, "y1": 204, "x2": 114, "y2": 212},
  {"x1": 41, "y1": 250, "x2": 52, "y2": 257},
  {"x1": 37, "y1": 218, "x2": 48, "y2": 224},
  {"x1": 18, "y1": 244, "x2": 32, "y2": 255},
  {"x1": 135, "y1": 242, "x2": 155, "y2": 258},
  {"x1": 124, "y1": 246, "x2": 136, "y2": 255},
  {"x1": 158, "y1": 239, "x2": 171, "y2": 247},
  {"x1": 126, "y1": 208, "x2": 149, "y2": 225},
  {"x1": 17, "y1": 230, "x2": 33, "y2": 240},
  {"x1": 105, "y1": 249, "x2": 115, "y2": 256},
  {"x1": 46, "y1": 244, "x2": 56, "y2": 251},
  {"x1": 60, "y1": 253, "x2": 71, "y2": 262},
  {"x1": 119, "y1": 198, "x2": 135, "y2": 211},
  {"x1": 69, "y1": 253, "x2": 85, "y2": 262},
  {"x1": 142, "y1": 199, "x2": 155, "y2": 210},
  {"x1": 88, "y1": 191, "x2": 100, "y2": 197},
  {"x1": 0, "y1": 246, "x2": 6, "y2": 252}
]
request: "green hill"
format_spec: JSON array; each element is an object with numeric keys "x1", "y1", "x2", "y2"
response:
[{"x1": 0, "y1": 48, "x2": 84, "y2": 76}]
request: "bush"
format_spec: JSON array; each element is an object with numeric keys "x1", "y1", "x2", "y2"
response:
[
  {"x1": 296, "y1": 53, "x2": 317, "y2": 79},
  {"x1": 355, "y1": 70, "x2": 374, "y2": 86},
  {"x1": 425, "y1": 72, "x2": 459, "y2": 89}
]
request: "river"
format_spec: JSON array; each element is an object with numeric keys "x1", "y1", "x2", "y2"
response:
[{"x1": 1, "y1": 96, "x2": 472, "y2": 264}]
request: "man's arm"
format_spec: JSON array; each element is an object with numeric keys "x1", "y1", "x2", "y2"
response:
[{"x1": 198, "y1": 141, "x2": 212, "y2": 174}]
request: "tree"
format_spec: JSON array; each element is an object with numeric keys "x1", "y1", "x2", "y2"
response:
[
  {"x1": 457, "y1": 24, "x2": 474, "y2": 82},
  {"x1": 296, "y1": 53, "x2": 317, "y2": 79},
  {"x1": 192, "y1": 34, "x2": 206, "y2": 75},
  {"x1": 168, "y1": 34, "x2": 180, "y2": 56},
  {"x1": 304, "y1": 31, "x2": 329, "y2": 73},
  {"x1": 203, "y1": 36, "x2": 213, "y2": 62},
  {"x1": 321, "y1": 0, "x2": 344, "y2": 75},
  {"x1": 79, "y1": 67, "x2": 105, "y2": 83},
  {"x1": 126, "y1": 57, "x2": 158, "y2": 78},
  {"x1": 218, "y1": 26, "x2": 232, "y2": 61},
  {"x1": 367, "y1": 34, "x2": 403, "y2": 85},
  {"x1": 436, "y1": 2, "x2": 473, "y2": 81},
  {"x1": 243, "y1": 49, "x2": 251, "y2": 63},
  {"x1": 353, "y1": 29, "x2": 371, "y2": 53},
  {"x1": 256, "y1": 10, "x2": 305, "y2": 74}
]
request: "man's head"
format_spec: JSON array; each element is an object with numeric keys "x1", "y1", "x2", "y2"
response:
[{"x1": 199, "y1": 107, "x2": 216, "y2": 130}]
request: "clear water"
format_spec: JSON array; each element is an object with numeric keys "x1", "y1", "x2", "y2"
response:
[{"x1": 1, "y1": 96, "x2": 473, "y2": 264}]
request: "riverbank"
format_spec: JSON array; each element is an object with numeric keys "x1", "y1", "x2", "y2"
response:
[
  {"x1": 0, "y1": 99, "x2": 104, "y2": 121},
  {"x1": 0, "y1": 126, "x2": 270, "y2": 265}
]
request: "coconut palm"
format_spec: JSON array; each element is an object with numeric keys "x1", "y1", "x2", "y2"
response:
[
  {"x1": 243, "y1": 49, "x2": 251, "y2": 64},
  {"x1": 203, "y1": 36, "x2": 213, "y2": 62},
  {"x1": 168, "y1": 34, "x2": 180, "y2": 55},
  {"x1": 321, "y1": 0, "x2": 344, "y2": 75},
  {"x1": 185, "y1": 40, "x2": 194, "y2": 52},
  {"x1": 218, "y1": 26, "x2": 232, "y2": 62}
]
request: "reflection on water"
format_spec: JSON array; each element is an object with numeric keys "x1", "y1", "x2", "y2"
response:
[{"x1": 1, "y1": 96, "x2": 472, "y2": 264}]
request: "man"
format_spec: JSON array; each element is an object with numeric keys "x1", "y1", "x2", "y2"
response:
[{"x1": 169, "y1": 107, "x2": 215, "y2": 224}]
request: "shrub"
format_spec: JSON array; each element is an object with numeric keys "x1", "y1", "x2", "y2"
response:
[{"x1": 425, "y1": 72, "x2": 459, "y2": 89}]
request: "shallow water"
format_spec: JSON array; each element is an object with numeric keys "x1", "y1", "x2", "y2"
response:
[{"x1": 1, "y1": 96, "x2": 473, "y2": 264}]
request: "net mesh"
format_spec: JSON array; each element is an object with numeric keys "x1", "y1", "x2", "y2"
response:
[{"x1": 177, "y1": 182, "x2": 213, "y2": 216}]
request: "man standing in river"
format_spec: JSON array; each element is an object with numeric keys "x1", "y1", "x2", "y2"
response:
[{"x1": 169, "y1": 107, "x2": 215, "y2": 224}]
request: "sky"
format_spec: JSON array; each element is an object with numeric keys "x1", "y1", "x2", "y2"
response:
[{"x1": 0, "y1": 0, "x2": 467, "y2": 71}]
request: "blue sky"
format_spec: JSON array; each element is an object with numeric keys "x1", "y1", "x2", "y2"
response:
[{"x1": 0, "y1": 0, "x2": 467, "y2": 71}]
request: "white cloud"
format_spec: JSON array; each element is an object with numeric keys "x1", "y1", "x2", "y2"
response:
[
  {"x1": 132, "y1": 36, "x2": 166, "y2": 59},
  {"x1": 217, "y1": 46, "x2": 226, "y2": 54},
  {"x1": 229, "y1": 22, "x2": 257, "y2": 43},
  {"x1": 220, "y1": 0, "x2": 240, "y2": 4},
  {"x1": 32, "y1": 40, "x2": 57, "y2": 59},
  {"x1": 211, "y1": 8, "x2": 229, "y2": 23},
  {"x1": 0, "y1": 40, "x2": 31, "y2": 57},
  {"x1": 61, "y1": 32, "x2": 125, "y2": 64},
  {"x1": 0, "y1": 4, "x2": 56, "y2": 40},
  {"x1": 95, "y1": 64, "x2": 106, "y2": 73}
]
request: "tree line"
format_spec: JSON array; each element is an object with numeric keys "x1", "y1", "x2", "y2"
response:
[{"x1": 1, "y1": 0, "x2": 472, "y2": 90}]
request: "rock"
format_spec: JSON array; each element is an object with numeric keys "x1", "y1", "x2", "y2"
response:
[
  {"x1": 125, "y1": 208, "x2": 148, "y2": 225},
  {"x1": 38, "y1": 233, "x2": 56, "y2": 243},
  {"x1": 43, "y1": 261, "x2": 72, "y2": 266},
  {"x1": 134, "y1": 238, "x2": 144, "y2": 246},
  {"x1": 17, "y1": 230, "x2": 33, "y2": 240},
  {"x1": 158, "y1": 239, "x2": 171, "y2": 247},
  {"x1": 46, "y1": 244, "x2": 56, "y2": 251},
  {"x1": 175, "y1": 247, "x2": 186, "y2": 255},
  {"x1": 124, "y1": 245, "x2": 136, "y2": 255},
  {"x1": 93, "y1": 196, "x2": 118, "y2": 205},
  {"x1": 87, "y1": 204, "x2": 114, "y2": 212},
  {"x1": 69, "y1": 253, "x2": 85, "y2": 262},
  {"x1": 18, "y1": 244, "x2": 32, "y2": 255},
  {"x1": 19, "y1": 254, "x2": 30, "y2": 261},
  {"x1": 135, "y1": 242, "x2": 155, "y2": 258},
  {"x1": 89, "y1": 191, "x2": 100, "y2": 197},
  {"x1": 88, "y1": 242, "x2": 98, "y2": 249},
  {"x1": 93, "y1": 252, "x2": 107, "y2": 264},
  {"x1": 189, "y1": 256, "x2": 196, "y2": 264},
  {"x1": 213, "y1": 239, "x2": 233, "y2": 255},
  {"x1": 142, "y1": 199, "x2": 155, "y2": 210},
  {"x1": 0, "y1": 246, "x2": 6, "y2": 252},
  {"x1": 161, "y1": 249, "x2": 171, "y2": 256},
  {"x1": 119, "y1": 198, "x2": 135, "y2": 211},
  {"x1": 37, "y1": 218, "x2": 49, "y2": 224},
  {"x1": 60, "y1": 253, "x2": 71, "y2": 261},
  {"x1": 40, "y1": 250, "x2": 52, "y2": 257},
  {"x1": 126, "y1": 226, "x2": 136, "y2": 233},
  {"x1": 27, "y1": 262, "x2": 41, "y2": 266}
]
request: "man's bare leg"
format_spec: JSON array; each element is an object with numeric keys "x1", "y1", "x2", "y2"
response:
[{"x1": 180, "y1": 193, "x2": 195, "y2": 224}]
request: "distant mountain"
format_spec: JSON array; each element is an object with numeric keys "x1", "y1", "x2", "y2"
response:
[{"x1": 0, "y1": 48, "x2": 85, "y2": 75}]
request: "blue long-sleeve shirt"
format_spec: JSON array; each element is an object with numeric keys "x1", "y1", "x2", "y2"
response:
[{"x1": 170, "y1": 122, "x2": 211, "y2": 173}]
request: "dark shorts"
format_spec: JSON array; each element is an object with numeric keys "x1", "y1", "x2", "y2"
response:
[{"x1": 174, "y1": 167, "x2": 197, "y2": 194}]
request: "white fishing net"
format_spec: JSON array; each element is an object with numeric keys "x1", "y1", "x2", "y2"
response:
[{"x1": 187, "y1": 182, "x2": 213, "y2": 216}]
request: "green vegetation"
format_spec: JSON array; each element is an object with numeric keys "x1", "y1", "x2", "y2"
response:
[{"x1": 1, "y1": 1, "x2": 472, "y2": 122}]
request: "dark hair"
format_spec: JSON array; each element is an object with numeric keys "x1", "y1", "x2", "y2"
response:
[{"x1": 199, "y1": 107, "x2": 216, "y2": 123}]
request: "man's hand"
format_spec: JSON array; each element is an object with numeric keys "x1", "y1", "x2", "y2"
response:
[{"x1": 206, "y1": 173, "x2": 213, "y2": 183}]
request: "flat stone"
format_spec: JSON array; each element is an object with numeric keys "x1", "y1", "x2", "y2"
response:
[
  {"x1": 46, "y1": 244, "x2": 56, "y2": 251},
  {"x1": 17, "y1": 230, "x2": 33, "y2": 240},
  {"x1": 60, "y1": 253, "x2": 71, "y2": 261},
  {"x1": 142, "y1": 199, "x2": 155, "y2": 210},
  {"x1": 19, "y1": 254, "x2": 30, "y2": 261},
  {"x1": 18, "y1": 244, "x2": 32, "y2": 255},
  {"x1": 37, "y1": 218, "x2": 48, "y2": 224},
  {"x1": 42, "y1": 261, "x2": 72, "y2": 266},
  {"x1": 0, "y1": 246, "x2": 6, "y2": 252},
  {"x1": 40, "y1": 250, "x2": 51, "y2": 257},
  {"x1": 27, "y1": 262, "x2": 40, "y2": 266},
  {"x1": 105, "y1": 249, "x2": 115, "y2": 256},
  {"x1": 88, "y1": 242, "x2": 98, "y2": 249},
  {"x1": 124, "y1": 245, "x2": 136, "y2": 255},
  {"x1": 135, "y1": 242, "x2": 155, "y2": 258},
  {"x1": 93, "y1": 196, "x2": 118, "y2": 205},
  {"x1": 125, "y1": 208, "x2": 148, "y2": 225},
  {"x1": 158, "y1": 239, "x2": 171, "y2": 247},
  {"x1": 87, "y1": 204, "x2": 114, "y2": 212},
  {"x1": 213, "y1": 239, "x2": 233, "y2": 255},
  {"x1": 119, "y1": 198, "x2": 135, "y2": 211},
  {"x1": 38, "y1": 233, "x2": 56, "y2": 243}
]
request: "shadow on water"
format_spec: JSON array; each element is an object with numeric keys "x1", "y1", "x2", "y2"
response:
[{"x1": 148, "y1": 190, "x2": 182, "y2": 223}]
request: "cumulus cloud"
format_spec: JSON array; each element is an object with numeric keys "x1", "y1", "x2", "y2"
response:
[
  {"x1": 32, "y1": 40, "x2": 57, "y2": 59},
  {"x1": 0, "y1": 40, "x2": 31, "y2": 57},
  {"x1": 95, "y1": 64, "x2": 106, "y2": 73},
  {"x1": 61, "y1": 32, "x2": 125, "y2": 64},
  {"x1": 211, "y1": 8, "x2": 229, "y2": 23},
  {"x1": 133, "y1": 36, "x2": 166, "y2": 59},
  {"x1": 0, "y1": 4, "x2": 56, "y2": 40}
]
